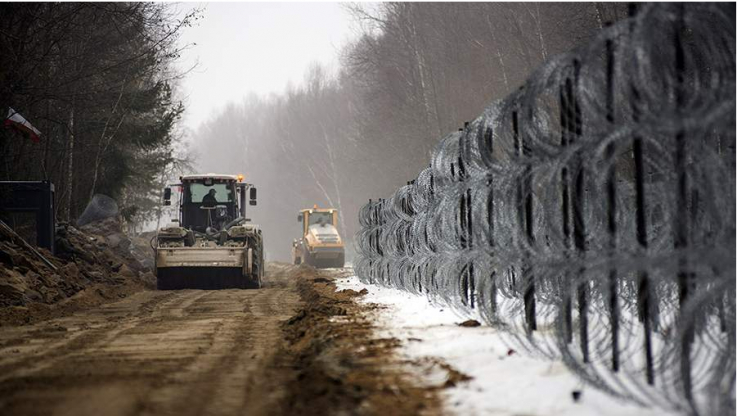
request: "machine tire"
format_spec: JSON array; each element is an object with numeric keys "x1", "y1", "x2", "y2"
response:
[
  {"x1": 302, "y1": 248, "x2": 314, "y2": 267},
  {"x1": 244, "y1": 237, "x2": 263, "y2": 289},
  {"x1": 333, "y1": 253, "x2": 345, "y2": 268},
  {"x1": 244, "y1": 276, "x2": 261, "y2": 289}
]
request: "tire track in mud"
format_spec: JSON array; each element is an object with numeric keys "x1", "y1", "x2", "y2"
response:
[
  {"x1": 0, "y1": 289, "x2": 199, "y2": 382},
  {"x1": 0, "y1": 263, "x2": 442, "y2": 416},
  {"x1": 0, "y1": 295, "x2": 166, "y2": 383},
  {"x1": 0, "y1": 265, "x2": 301, "y2": 416},
  {"x1": 139, "y1": 284, "x2": 299, "y2": 416}
]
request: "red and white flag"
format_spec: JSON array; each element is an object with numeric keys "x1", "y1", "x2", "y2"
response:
[{"x1": 4, "y1": 108, "x2": 42, "y2": 142}]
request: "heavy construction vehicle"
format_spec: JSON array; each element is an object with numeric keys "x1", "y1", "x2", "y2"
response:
[
  {"x1": 292, "y1": 205, "x2": 344, "y2": 268},
  {"x1": 154, "y1": 174, "x2": 263, "y2": 290}
]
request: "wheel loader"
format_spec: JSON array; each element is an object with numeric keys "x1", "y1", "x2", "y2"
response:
[
  {"x1": 292, "y1": 205, "x2": 344, "y2": 268},
  {"x1": 154, "y1": 174, "x2": 264, "y2": 290}
]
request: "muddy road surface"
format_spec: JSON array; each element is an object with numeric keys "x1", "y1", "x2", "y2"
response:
[{"x1": 0, "y1": 264, "x2": 440, "y2": 416}]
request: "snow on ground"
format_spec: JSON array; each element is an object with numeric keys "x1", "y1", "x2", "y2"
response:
[{"x1": 336, "y1": 273, "x2": 679, "y2": 416}]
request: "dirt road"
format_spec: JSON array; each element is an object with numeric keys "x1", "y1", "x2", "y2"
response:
[
  {"x1": 0, "y1": 263, "x2": 301, "y2": 416},
  {"x1": 0, "y1": 264, "x2": 441, "y2": 416}
]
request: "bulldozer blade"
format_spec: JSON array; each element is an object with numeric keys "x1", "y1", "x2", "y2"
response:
[{"x1": 157, "y1": 267, "x2": 259, "y2": 290}]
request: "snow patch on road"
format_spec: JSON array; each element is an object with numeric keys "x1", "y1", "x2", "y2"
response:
[{"x1": 336, "y1": 273, "x2": 678, "y2": 416}]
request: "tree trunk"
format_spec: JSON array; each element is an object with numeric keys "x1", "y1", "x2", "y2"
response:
[
  {"x1": 90, "y1": 80, "x2": 126, "y2": 200},
  {"x1": 65, "y1": 105, "x2": 75, "y2": 222}
]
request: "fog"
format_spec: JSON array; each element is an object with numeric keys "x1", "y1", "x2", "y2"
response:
[
  {"x1": 176, "y1": 3, "x2": 354, "y2": 130},
  {"x1": 181, "y1": 3, "x2": 627, "y2": 261}
]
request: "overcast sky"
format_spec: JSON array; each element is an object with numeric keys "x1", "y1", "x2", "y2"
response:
[{"x1": 175, "y1": 2, "x2": 357, "y2": 131}]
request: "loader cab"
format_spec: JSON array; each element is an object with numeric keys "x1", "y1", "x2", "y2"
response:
[
  {"x1": 298, "y1": 206, "x2": 338, "y2": 236},
  {"x1": 163, "y1": 174, "x2": 257, "y2": 233}
]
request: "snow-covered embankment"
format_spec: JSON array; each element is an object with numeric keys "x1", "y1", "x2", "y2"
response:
[{"x1": 336, "y1": 273, "x2": 678, "y2": 416}]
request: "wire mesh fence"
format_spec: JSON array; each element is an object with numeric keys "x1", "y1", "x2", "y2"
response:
[{"x1": 354, "y1": 4, "x2": 735, "y2": 415}]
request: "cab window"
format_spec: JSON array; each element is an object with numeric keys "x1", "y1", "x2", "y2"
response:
[
  {"x1": 188, "y1": 183, "x2": 233, "y2": 203},
  {"x1": 308, "y1": 212, "x2": 333, "y2": 226}
]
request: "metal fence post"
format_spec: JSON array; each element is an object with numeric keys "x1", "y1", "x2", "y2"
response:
[
  {"x1": 629, "y1": 2, "x2": 655, "y2": 386},
  {"x1": 567, "y1": 58, "x2": 589, "y2": 363},
  {"x1": 673, "y1": 4, "x2": 694, "y2": 403},
  {"x1": 605, "y1": 28, "x2": 620, "y2": 373},
  {"x1": 513, "y1": 107, "x2": 537, "y2": 332},
  {"x1": 483, "y1": 123, "x2": 498, "y2": 319},
  {"x1": 560, "y1": 68, "x2": 573, "y2": 345}
]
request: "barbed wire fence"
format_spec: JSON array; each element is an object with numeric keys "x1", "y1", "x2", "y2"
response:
[{"x1": 354, "y1": 4, "x2": 735, "y2": 415}]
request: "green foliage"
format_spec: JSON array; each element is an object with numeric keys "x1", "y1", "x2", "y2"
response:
[{"x1": 0, "y1": 2, "x2": 198, "y2": 228}]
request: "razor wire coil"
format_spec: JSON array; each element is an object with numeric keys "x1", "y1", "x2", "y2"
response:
[{"x1": 354, "y1": 4, "x2": 735, "y2": 415}]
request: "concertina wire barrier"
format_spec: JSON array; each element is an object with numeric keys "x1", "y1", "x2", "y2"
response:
[{"x1": 354, "y1": 4, "x2": 735, "y2": 415}]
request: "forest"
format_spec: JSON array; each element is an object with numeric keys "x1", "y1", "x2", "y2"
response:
[
  {"x1": 190, "y1": 3, "x2": 628, "y2": 260},
  {"x1": 0, "y1": 3, "x2": 193, "y2": 228}
]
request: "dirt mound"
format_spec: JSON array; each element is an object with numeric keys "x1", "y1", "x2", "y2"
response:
[
  {"x1": 0, "y1": 217, "x2": 154, "y2": 326},
  {"x1": 78, "y1": 217, "x2": 155, "y2": 278},
  {"x1": 279, "y1": 267, "x2": 441, "y2": 415},
  {"x1": 130, "y1": 230, "x2": 156, "y2": 271}
]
